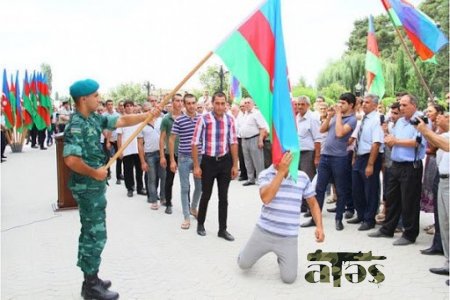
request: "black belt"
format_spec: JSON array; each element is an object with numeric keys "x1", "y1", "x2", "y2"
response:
[
  {"x1": 439, "y1": 174, "x2": 449, "y2": 179},
  {"x1": 355, "y1": 153, "x2": 370, "y2": 158},
  {"x1": 243, "y1": 134, "x2": 259, "y2": 140},
  {"x1": 392, "y1": 161, "x2": 415, "y2": 165},
  {"x1": 203, "y1": 153, "x2": 230, "y2": 162}
]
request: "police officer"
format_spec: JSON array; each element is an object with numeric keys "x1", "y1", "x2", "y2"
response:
[{"x1": 64, "y1": 79, "x2": 156, "y2": 300}]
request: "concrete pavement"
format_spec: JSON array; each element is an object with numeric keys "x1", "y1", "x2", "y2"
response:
[{"x1": 1, "y1": 144, "x2": 449, "y2": 299}]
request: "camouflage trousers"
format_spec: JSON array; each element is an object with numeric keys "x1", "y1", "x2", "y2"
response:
[{"x1": 72, "y1": 185, "x2": 107, "y2": 275}]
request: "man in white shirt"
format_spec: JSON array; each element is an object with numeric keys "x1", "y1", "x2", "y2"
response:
[
  {"x1": 240, "y1": 98, "x2": 267, "y2": 186},
  {"x1": 117, "y1": 100, "x2": 146, "y2": 197}
]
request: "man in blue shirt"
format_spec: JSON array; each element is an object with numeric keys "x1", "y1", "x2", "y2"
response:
[
  {"x1": 368, "y1": 93, "x2": 427, "y2": 245},
  {"x1": 349, "y1": 94, "x2": 384, "y2": 231},
  {"x1": 301, "y1": 93, "x2": 357, "y2": 231}
]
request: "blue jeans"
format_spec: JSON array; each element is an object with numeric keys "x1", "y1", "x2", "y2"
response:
[
  {"x1": 178, "y1": 154, "x2": 202, "y2": 219},
  {"x1": 145, "y1": 151, "x2": 166, "y2": 203},
  {"x1": 316, "y1": 155, "x2": 352, "y2": 221}
]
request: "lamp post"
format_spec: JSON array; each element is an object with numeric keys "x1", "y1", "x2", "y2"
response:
[
  {"x1": 143, "y1": 81, "x2": 155, "y2": 96},
  {"x1": 213, "y1": 65, "x2": 229, "y2": 92},
  {"x1": 354, "y1": 76, "x2": 366, "y2": 97}
]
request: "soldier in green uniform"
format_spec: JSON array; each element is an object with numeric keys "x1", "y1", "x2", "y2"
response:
[{"x1": 64, "y1": 79, "x2": 157, "y2": 300}]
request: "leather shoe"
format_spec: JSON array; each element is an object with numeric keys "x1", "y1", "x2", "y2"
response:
[
  {"x1": 127, "y1": 190, "x2": 133, "y2": 197},
  {"x1": 327, "y1": 207, "x2": 336, "y2": 213},
  {"x1": 358, "y1": 222, "x2": 375, "y2": 231},
  {"x1": 242, "y1": 181, "x2": 255, "y2": 186},
  {"x1": 238, "y1": 177, "x2": 247, "y2": 181},
  {"x1": 335, "y1": 220, "x2": 344, "y2": 231},
  {"x1": 165, "y1": 206, "x2": 172, "y2": 214},
  {"x1": 137, "y1": 189, "x2": 147, "y2": 196},
  {"x1": 392, "y1": 237, "x2": 414, "y2": 246},
  {"x1": 197, "y1": 224, "x2": 206, "y2": 236},
  {"x1": 368, "y1": 230, "x2": 391, "y2": 238},
  {"x1": 347, "y1": 217, "x2": 362, "y2": 224},
  {"x1": 344, "y1": 211, "x2": 354, "y2": 219},
  {"x1": 420, "y1": 247, "x2": 444, "y2": 256},
  {"x1": 303, "y1": 211, "x2": 312, "y2": 218},
  {"x1": 218, "y1": 230, "x2": 235, "y2": 241},
  {"x1": 116, "y1": 179, "x2": 121, "y2": 185},
  {"x1": 429, "y1": 267, "x2": 449, "y2": 276},
  {"x1": 300, "y1": 219, "x2": 316, "y2": 228}
]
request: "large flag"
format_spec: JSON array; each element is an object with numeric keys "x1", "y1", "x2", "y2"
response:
[
  {"x1": 229, "y1": 75, "x2": 242, "y2": 104},
  {"x1": 381, "y1": 0, "x2": 448, "y2": 61},
  {"x1": 365, "y1": 15, "x2": 385, "y2": 99},
  {"x1": 215, "y1": 0, "x2": 299, "y2": 178},
  {"x1": 22, "y1": 71, "x2": 34, "y2": 129},
  {"x1": 14, "y1": 71, "x2": 23, "y2": 132},
  {"x1": 1, "y1": 70, "x2": 14, "y2": 129}
]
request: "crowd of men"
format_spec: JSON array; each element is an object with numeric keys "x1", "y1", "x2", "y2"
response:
[
  {"x1": 11, "y1": 82, "x2": 447, "y2": 294},
  {"x1": 88, "y1": 89, "x2": 450, "y2": 287}
]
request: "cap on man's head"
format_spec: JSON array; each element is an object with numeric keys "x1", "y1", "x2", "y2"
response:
[{"x1": 69, "y1": 79, "x2": 99, "y2": 98}]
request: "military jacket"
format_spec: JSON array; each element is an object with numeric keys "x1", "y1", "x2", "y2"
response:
[{"x1": 63, "y1": 111, "x2": 119, "y2": 192}]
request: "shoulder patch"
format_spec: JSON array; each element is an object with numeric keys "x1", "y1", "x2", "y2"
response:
[{"x1": 71, "y1": 127, "x2": 82, "y2": 134}]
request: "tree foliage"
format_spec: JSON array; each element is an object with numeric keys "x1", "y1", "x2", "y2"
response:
[
  {"x1": 40, "y1": 63, "x2": 53, "y2": 93},
  {"x1": 107, "y1": 83, "x2": 147, "y2": 103},
  {"x1": 198, "y1": 64, "x2": 230, "y2": 95},
  {"x1": 317, "y1": 0, "x2": 449, "y2": 107}
]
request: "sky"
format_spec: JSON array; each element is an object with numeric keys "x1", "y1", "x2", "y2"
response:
[{"x1": 1, "y1": 0, "x2": 422, "y2": 98}]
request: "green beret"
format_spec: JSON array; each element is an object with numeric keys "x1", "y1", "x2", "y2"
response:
[{"x1": 69, "y1": 79, "x2": 99, "y2": 98}]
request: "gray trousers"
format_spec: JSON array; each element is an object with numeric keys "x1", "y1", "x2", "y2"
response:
[
  {"x1": 438, "y1": 178, "x2": 449, "y2": 269},
  {"x1": 242, "y1": 136, "x2": 264, "y2": 182},
  {"x1": 238, "y1": 226, "x2": 298, "y2": 284}
]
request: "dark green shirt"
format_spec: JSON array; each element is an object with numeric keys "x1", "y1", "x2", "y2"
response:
[{"x1": 160, "y1": 113, "x2": 179, "y2": 155}]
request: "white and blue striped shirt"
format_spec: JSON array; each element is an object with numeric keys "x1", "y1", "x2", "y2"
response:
[{"x1": 257, "y1": 166, "x2": 315, "y2": 237}]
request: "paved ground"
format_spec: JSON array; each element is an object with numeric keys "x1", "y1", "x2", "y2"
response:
[{"x1": 1, "y1": 144, "x2": 449, "y2": 299}]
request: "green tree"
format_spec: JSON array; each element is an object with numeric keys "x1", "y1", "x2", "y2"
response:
[
  {"x1": 107, "y1": 83, "x2": 147, "y2": 103},
  {"x1": 198, "y1": 64, "x2": 230, "y2": 95},
  {"x1": 319, "y1": 82, "x2": 347, "y2": 102}
]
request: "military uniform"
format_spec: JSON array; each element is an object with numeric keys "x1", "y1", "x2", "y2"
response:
[{"x1": 63, "y1": 111, "x2": 119, "y2": 275}]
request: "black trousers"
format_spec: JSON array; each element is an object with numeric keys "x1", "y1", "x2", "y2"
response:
[
  {"x1": 164, "y1": 154, "x2": 177, "y2": 206},
  {"x1": 110, "y1": 141, "x2": 122, "y2": 180},
  {"x1": 1, "y1": 131, "x2": 7, "y2": 157},
  {"x1": 381, "y1": 161, "x2": 422, "y2": 242},
  {"x1": 197, "y1": 154, "x2": 232, "y2": 231},
  {"x1": 237, "y1": 138, "x2": 247, "y2": 179},
  {"x1": 122, "y1": 154, "x2": 143, "y2": 192}
]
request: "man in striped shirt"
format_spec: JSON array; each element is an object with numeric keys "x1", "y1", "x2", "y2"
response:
[
  {"x1": 192, "y1": 92, "x2": 239, "y2": 241},
  {"x1": 238, "y1": 152, "x2": 325, "y2": 283},
  {"x1": 169, "y1": 94, "x2": 202, "y2": 230}
]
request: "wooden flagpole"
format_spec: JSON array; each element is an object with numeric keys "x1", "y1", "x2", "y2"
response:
[{"x1": 105, "y1": 51, "x2": 214, "y2": 169}]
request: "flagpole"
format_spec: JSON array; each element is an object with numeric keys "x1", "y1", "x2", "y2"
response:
[
  {"x1": 385, "y1": 14, "x2": 434, "y2": 102},
  {"x1": 105, "y1": 51, "x2": 214, "y2": 169}
]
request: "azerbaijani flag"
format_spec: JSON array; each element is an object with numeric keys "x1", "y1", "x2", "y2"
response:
[
  {"x1": 381, "y1": 0, "x2": 448, "y2": 61},
  {"x1": 229, "y1": 75, "x2": 242, "y2": 104},
  {"x1": 9, "y1": 74, "x2": 17, "y2": 126},
  {"x1": 1, "y1": 70, "x2": 14, "y2": 129},
  {"x1": 215, "y1": 0, "x2": 299, "y2": 178},
  {"x1": 22, "y1": 70, "x2": 34, "y2": 129},
  {"x1": 14, "y1": 71, "x2": 23, "y2": 132},
  {"x1": 365, "y1": 15, "x2": 385, "y2": 99}
]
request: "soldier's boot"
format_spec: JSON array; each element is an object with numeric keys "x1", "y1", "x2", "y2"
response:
[
  {"x1": 83, "y1": 273, "x2": 112, "y2": 289},
  {"x1": 81, "y1": 273, "x2": 119, "y2": 300}
]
